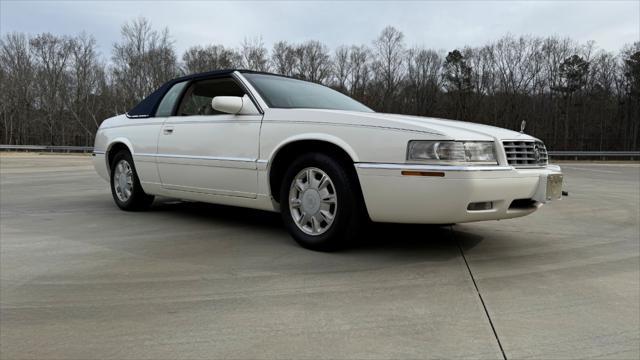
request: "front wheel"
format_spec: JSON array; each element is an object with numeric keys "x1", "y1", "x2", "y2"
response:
[
  {"x1": 110, "y1": 150, "x2": 154, "y2": 211},
  {"x1": 280, "y1": 153, "x2": 364, "y2": 251}
]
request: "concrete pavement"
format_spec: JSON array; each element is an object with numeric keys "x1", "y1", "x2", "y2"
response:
[{"x1": 1, "y1": 154, "x2": 638, "y2": 359}]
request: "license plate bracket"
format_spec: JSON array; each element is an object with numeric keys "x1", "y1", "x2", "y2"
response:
[{"x1": 546, "y1": 174, "x2": 563, "y2": 201}]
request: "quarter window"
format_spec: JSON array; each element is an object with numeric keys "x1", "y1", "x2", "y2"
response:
[
  {"x1": 177, "y1": 77, "x2": 246, "y2": 116},
  {"x1": 155, "y1": 81, "x2": 188, "y2": 117}
]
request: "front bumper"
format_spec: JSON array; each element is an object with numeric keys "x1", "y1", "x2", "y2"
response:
[
  {"x1": 92, "y1": 151, "x2": 109, "y2": 182},
  {"x1": 355, "y1": 163, "x2": 563, "y2": 224}
]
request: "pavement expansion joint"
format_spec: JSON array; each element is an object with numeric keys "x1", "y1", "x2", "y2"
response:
[{"x1": 453, "y1": 226, "x2": 508, "y2": 360}]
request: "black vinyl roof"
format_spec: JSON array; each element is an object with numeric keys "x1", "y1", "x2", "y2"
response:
[{"x1": 126, "y1": 69, "x2": 274, "y2": 118}]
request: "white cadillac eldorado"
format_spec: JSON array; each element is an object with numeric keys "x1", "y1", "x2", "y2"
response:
[{"x1": 93, "y1": 70, "x2": 563, "y2": 250}]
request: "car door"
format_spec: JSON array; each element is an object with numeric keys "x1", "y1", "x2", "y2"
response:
[{"x1": 156, "y1": 76, "x2": 262, "y2": 198}]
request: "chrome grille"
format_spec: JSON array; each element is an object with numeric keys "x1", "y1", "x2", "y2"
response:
[{"x1": 502, "y1": 140, "x2": 548, "y2": 167}]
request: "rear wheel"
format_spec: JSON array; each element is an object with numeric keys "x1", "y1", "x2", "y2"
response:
[
  {"x1": 110, "y1": 150, "x2": 154, "y2": 211},
  {"x1": 280, "y1": 152, "x2": 364, "y2": 251}
]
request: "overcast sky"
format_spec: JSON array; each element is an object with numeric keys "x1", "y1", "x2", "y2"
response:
[{"x1": 1, "y1": 0, "x2": 638, "y2": 58}]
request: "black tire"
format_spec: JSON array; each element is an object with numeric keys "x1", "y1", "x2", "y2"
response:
[
  {"x1": 280, "y1": 152, "x2": 365, "y2": 251},
  {"x1": 109, "y1": 150, "x2": 154, "y2": 211}
]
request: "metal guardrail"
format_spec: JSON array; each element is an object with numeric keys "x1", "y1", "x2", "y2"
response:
[
  {"x1": 548, "y1": 151, "x2": 639, "y2": 157},
  {"x1": 0, "y1": 145, "x2": 94, "y2": 152},
  {"x1": 0, "y1": 145, "x2": 638, "y2": 158}
]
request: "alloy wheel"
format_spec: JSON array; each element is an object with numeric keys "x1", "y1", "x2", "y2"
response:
[
  {"x1": 113, "y1": 159, "x2": 134, "y2": 202},
  {"x1": 288, "y1": 167, "x2": 338, "y2": 235}
]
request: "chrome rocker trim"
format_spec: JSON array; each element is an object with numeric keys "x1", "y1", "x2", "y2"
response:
[{"x1": 355, "y1": 163, "x2": 514, "y2": 171}]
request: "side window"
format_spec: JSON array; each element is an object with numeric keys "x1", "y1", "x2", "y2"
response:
[
  {"x1": 155, "y1": 81, "x2": 188, "y2": 117},
  {"x1": 177, "y1": 77, "x2": 246, "y2": 116}
]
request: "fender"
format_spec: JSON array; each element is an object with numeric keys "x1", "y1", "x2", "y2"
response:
[
  {"x1": 265, "y1": 132, "x2": 360, "y2": 171},
  {"x1": 104, "y1": 137, "x2": 136, "y2": 172},
  {"x1": 107, "y1": 137, "x2": 135, "y2": 155}
]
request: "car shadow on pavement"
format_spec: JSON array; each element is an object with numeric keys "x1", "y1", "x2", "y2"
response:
[
  {"x1": 149, "y1": 198, "x2": 484, "y2": 258},
  {"x1": 151, "y1": 198, "x2": 283, "y2": 228},
  {"x1": 358, "y1": 222, "x2": 484, "y2": 253}
]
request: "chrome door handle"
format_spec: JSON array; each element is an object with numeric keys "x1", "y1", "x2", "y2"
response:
[{"x1": 163, "y1": 127, "x2": 174, "y2": 135}]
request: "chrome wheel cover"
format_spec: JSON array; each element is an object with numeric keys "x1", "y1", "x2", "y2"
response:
[
  {"x1": 113, "y1": 159, "x2": 134, "y2": 203},
  {"x1": 289, "y1": 167, "x2": 338, "y2": 236}
]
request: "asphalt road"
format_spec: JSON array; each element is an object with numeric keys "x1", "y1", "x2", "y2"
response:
[{"x1": 1, "y1": 154, "x2": 638, "y2": 359}]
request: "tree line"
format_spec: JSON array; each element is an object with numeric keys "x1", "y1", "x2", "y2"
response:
[{"x1": 1, "y1": 17, "x2": 638, "y2": 150}]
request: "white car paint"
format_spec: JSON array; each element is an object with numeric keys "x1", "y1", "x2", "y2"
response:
[{"x1": 93, "y1": 71, "x2": 562, "y2": 223}]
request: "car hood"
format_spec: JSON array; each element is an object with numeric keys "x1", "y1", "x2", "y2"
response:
[{"x1": 273, "y1": 109, "x2": 538, "y2": 142}]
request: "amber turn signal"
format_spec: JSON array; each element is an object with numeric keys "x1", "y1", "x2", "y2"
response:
[{"x1": 401, "y1": 170, "x2": 445, "y2": 177}]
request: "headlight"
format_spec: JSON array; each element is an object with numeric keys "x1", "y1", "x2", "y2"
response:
[{"x1": 407, "y1": 141, "x2": 497, "y2": 164}]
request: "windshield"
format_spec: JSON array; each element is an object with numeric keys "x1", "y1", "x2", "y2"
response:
[{"x1": 243, "y1": 73, "x2": 373, "y2": 112}]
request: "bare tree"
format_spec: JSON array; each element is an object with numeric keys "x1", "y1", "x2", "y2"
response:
[
  {"x1": 68, "y1": 33, "x2": 105, "y2": 144},
  {"x1": 622, "y1": 43, "x2": 640, "y2": 97},
  {"x1": 373, "y1": 26, "x2": 405, "y2": 111},
  {"x1": 405, "y1": 47, "x2": 441, "y2": 115},
  {"x1": 587, "y1": 51, "x2": 619, "y2": 149},
  {"x1": 333, "y1": 46, "x2": 351, "y2": 91},
  {"x1": 240, "y1": 37, "x2": 269, "y2": 71},
  {"x1": 183, "y1": 44, "x2": 241, "y2": 74},
  {"x1": 553, "y1": 54, "x2": 590, "y2": 145},
  {"x1": 348, "y1": 45, "x2": 371, "y2": 101},
  {"x1": 491, "y1": 36, "x2": 544, "y2": 95},
  {"x1": 294, "y1": 40, "x2": 332, "y2": 83},
  {"x1": 0, "y1": 33, "x2": 35, "y2": 144},
  {"x1": 620, "y1": 43, "x2": 640, "y2": 149},
  {"x1": 476, "y1": 36, "x2": 544, "y2": 128},
  {"x1": 271, "y1": 41, "x2": 297, "y2": 76},
  {"x1": 1, "y1": 20, "x2": 638, "y2": 153},
  {"x1": 30, "y1": 33, "x2": 74, "y2": 145},
  {"x1": 111, "y1": 17, "x2": 178, "y2": 113}
]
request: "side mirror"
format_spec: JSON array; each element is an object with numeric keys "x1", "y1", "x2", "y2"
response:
[
  {"x1": 211, "y1": 95, "x2": 259, "y2": 115},
  {"x1": 211, "y1": 96, "x2": 242, "y2": 114}
]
